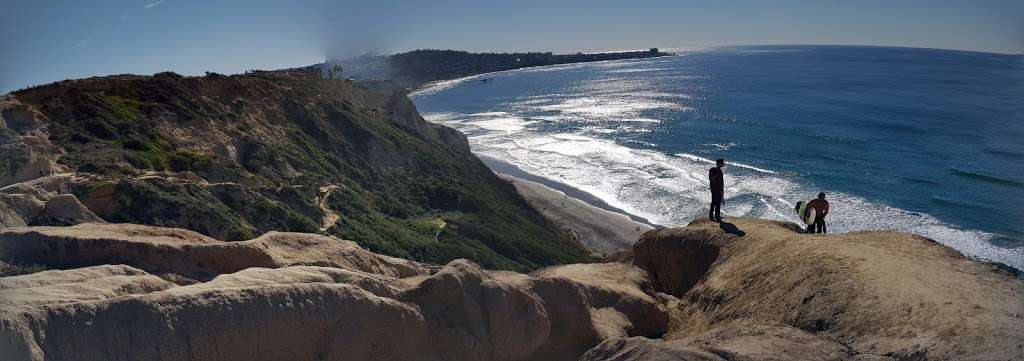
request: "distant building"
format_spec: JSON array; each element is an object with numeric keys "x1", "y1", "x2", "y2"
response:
[{"x1": 649, "y1": 48, "x2": 660, "y2": 56}]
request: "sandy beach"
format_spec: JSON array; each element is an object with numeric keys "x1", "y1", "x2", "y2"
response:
[{"x1": 499, "y1": 174, "x2": 655, "y2": 255}]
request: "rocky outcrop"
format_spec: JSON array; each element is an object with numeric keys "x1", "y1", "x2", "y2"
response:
[
  {"x1": 0, "y1": 223, "x2": 426, "y2": 281},
  {"x1": 381, "y1": 88, "x2": 470, "y2": 151},
  {"x1": 0, "y1": 174, "x2": 106, "y2": 227},
  {"x1": 2, "y1": 218, "x2": 1020, "y2": 360},
  {"x1": 528, "y1": 263, "x2": 670, "y2": 360},
  {"x1": 630, "y1": 218, "x2": 1024, "y2": 361},
  {"x1": 403, "y1": 260, "x2": 551, "y2": 360},
  {"x1": 631, "y1": 220, "x2": 744, "y2": 296},
  {"x1": 0, "y1": 96, "x2": 66, "y2": 188},
  {"x1": 0, "y1": 202, "x2": 26, "y2": 228},
  {"x1": 0, "y1": 265, "x2": 176, "y2": 307},
  {"x1": 0, "y1": 223, "x2": 667, "y2": 361},
  {"x1": 0, "y1": 265, "x2": 434, "y2": 361}
]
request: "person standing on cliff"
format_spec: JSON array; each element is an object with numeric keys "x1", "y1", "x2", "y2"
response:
[
  {"x1": 807, "y1": 192, "x2": 829, "y2": 233},
  {"x1": 709, "y1": 159, "x2": 725, "y2": 222}
]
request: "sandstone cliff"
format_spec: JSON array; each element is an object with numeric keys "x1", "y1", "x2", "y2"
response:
[
  {"x1": 2, "y1": 218, "x2": 1019, "y2": 360},
  {"x1": 613, "y1": 218, "x2": 1024, "y2": 361},
  {"x1": 0, "y1": 223, "x2": 666, "y2": 361}
]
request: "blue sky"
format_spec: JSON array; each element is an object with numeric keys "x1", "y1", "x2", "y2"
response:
[{"x1": 1, "y1": 0, "x2": 1021, "y2": 93}]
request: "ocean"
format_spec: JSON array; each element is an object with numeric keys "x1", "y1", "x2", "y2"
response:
[{"x1": 410, "y1": 45, "x2": 1024, "y2": 271}]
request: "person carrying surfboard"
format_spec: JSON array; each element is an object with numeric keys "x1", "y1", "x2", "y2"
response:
[
  {"x1": 807, "y1": 192, "x2": 829, "y2": 233},
  {"x1": 708, "y1": 159, "x2": 725, "y2": 222},
  {"x1": 794, "y1": 192, "x2": 830, "y2": 234}
]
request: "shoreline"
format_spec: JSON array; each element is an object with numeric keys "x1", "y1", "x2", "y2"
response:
[
  {"x1": 481, "y1": 155, "x2": 661, "y2": 254},
  {"x1": 408, "y1": 54, "x2": 675, "y2": 96},
  {"x1": 498, "y1": 173, "x2": 654, "y2": 255},
  {"x1": 479, "y1": 155, "x2": 663, "y2": 229},
  {"x1": 481, "y1": 158, "x2": 1024, "y2": 274}
]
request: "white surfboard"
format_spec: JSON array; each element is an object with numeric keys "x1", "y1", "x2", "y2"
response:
[
  {"x1": 795, "y1": 201, "x2": 816, "y2": 226},
  {"x1": 804, "y1": 207, "x2": 817, "y2": 226}
]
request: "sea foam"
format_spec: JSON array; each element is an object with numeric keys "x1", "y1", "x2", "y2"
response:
[
  {"x1": 414, "y1": 56, "x2": 1024, "y2": 272},
  {"x1": 421, "y1": 109, "x2": 1024, "y2": 271}
]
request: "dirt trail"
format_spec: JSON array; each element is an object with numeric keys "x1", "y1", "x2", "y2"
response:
[{"x1": 317, "y1": 185, "x2": 341, "y2": 232}]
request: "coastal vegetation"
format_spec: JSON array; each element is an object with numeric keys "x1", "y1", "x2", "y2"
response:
[{"x1": 0, "y1": 69, "x2": 592, "y2": 271}]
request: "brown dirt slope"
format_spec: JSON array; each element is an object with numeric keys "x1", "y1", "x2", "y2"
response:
[{"x1": 627, "y1": 218, "x2": 1023, "y2": 361}]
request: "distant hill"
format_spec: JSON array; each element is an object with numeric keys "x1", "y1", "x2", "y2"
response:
[
  {"x1": 336, "y1": 48, "x2": 668, "y2": 89},
  {"x1": 0, "y1": 68, "x2": 592, "y2": 271}
]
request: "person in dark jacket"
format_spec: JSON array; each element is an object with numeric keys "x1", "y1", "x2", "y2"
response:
[
  {"x1": 807, "y1": 192, "x2": 830, "y2": 233},
  {"x1": 708, "y1": 159, "x2": 725, "y2": 222}
]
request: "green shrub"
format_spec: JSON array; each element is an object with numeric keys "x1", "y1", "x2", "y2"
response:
[
  {"x1": 98, "y1": 94, "x2": 144, "y2": 121},
  {"x1": 22, "y1": 72, "x2": 593, "y2": 271}
]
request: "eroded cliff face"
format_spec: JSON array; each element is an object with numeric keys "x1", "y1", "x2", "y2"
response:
[
  {"x1": 0, "y1": 69, "x2": 590, "y2": 271},
  {"x1": 0, "y1": 223, "x2": 666, "y2": 361},
  {"x1": 1, "y1": 218, "x2": 1019, "y2": 360},
  {"x1": 618, "y1": 218, "x2": 1024, "y2": 361}
]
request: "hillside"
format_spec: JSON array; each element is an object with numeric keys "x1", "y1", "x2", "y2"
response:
[{"x1": 0, "y1": 68, "x2": 591, "y2": 271}]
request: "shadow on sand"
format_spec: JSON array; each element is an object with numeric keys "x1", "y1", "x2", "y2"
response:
[{"x1": 719, "y1": 221, "x2": 746, "y2": 237}]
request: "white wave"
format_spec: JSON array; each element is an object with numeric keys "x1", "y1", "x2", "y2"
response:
[
  {"x1": 605, "y1": 67, "x2": 669, "y2": 74},
  {"x1": 467, "y1": 111, "x2": 510, "y2": 117},
  {"x1": 728, "y1": 163, "x2": 778, "y2": 175},
  {"x1": 703, "y1": 142, "x2": 737, "y2": 150},
  {"x1": 466, "y1": 117, "x2": 535, "y2": 133},
  {"x1": 413, "y1": 57, "x2": 672, "y2": 97},
  {"x1": 422, "y1": 110, "x2": 1023, "y2": 271},
  {"x1": 421, "y1": 112, "x2": 463, "y2": 122},
  {"x1": 411, "y1": 74, "x2": 490, "y2": 97},
  {"x1": 413, "y1": 55, "x2": 1023, "y2": 271},
  {"x1": 675, "y1": 153, "x2": 779, "y2": 175},
  {"x1": 527, "y1": 115, "x2": 573, "y2": 122}
]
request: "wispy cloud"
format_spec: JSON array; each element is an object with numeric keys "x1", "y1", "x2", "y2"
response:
[
  {"x1": 120, "y1": 13, "x2": 130, "y2": 20},
  {"x1": 73, "y1": 38, "x2": 92, "y2": 49},
  {"x1": 144, "y1": 0, "x2": 166, "y2": 9}
]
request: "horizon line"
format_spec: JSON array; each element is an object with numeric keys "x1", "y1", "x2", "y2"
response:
[{"x1": 4, "y1": 43, "x2": 1019, "y2": 95}]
